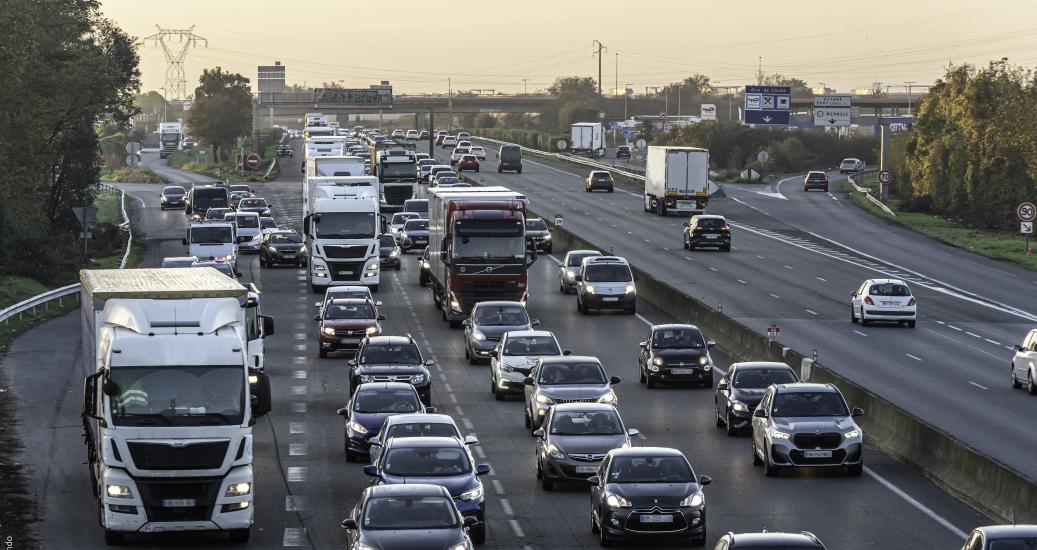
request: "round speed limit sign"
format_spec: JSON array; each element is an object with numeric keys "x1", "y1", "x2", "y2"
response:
[
  {"x1": 878, "y1": 170, "x2": 893, "y2": 184},
  {"x1": 1018, "y1": 202, "x2": 1036, "y2": 222}
]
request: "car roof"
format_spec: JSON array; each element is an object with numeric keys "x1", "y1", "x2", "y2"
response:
[
  {"x1": 773, "y1": 382, "x2": 838, "y2": 394},
  {"x1": 327, "y1": 285, "x2": 371, "y2": 293},
  {"x1": 503, "y1": 330, "x2": 555, "y2": 339},
  {"x1": 731, "y1": 362, "x2": 795, "y2": 372},
  {"x1": 585, "y1": 256, "x2": 629, "y2": 265},
  {"x1": 539, "y1": 355, "x2": 601, "y2": 365},
  {"x1": 551, "y1": 402, "x2": 619, "y2": 413},
  {"x1": 383, "y1": 413, "x2": 456, "y2": 426},
  {"x1": 364, "y1": 335, "x2": 415, "y2": 346},
  {"x1": 610, "y1": 446, "x2": 685, "y2": 458},
  {"x1": 386, "y1": 436, "x2": 463, "y2": 449},
  {"x1": 567, "y1": 250, "x2": 601, "y2": 256},
  {"x1": 163, "y1": 185, "x2": 185, "y2": 191},
  {"x1": 365, "y1": 483, "x2": 451, "y2": 498},
  {"x1": 473, "y1": 300, "x2": 525, "y2": 309},
  {"x1": 729, "y1": 532, "x2": 823, "y2": 545},
  {"x1": 651, "y1": 323, "x2": 701, "y2": 332},
  {"x1": 864, "y1": 278, "x2": 908, "y2": 286},
  {"x1": 355, "y1": 381, "x2": 415, "y2": 392},
  {"x1": 692, "y1": 214, "x2": 726, "y2": 220},
  {"x1": 976, "y1": 525, "x2": 1037, "y2": 538}
]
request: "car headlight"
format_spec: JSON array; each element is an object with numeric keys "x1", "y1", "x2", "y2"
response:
[
  {"x1": 250, "y1": 234, "x2": 261, "y2": 242},
  {"x1": 298, "y1": 246, "x2": 307, "y2": 254},
  {"x1": 459, "y1": 485, "x2": 483, "y2": 502},
  {"x1": 411, "y1": 373, "x2": 426, "y2": 384},
  {"x1": 731, "y1": 401, "x2": 749, "y2": 413},
  {"x1": 389, "y1": 250, "x2": 399, "y2": 257},
  {"x1": 357, "y1": 544, "x2": 379, "y2": 550},
  {"x1": 625, "y1": 284, "x2": 636, "y2": 294},
  {"x1": 605, "y1": 492, "x2": 631, "y2": 508},
  {"x1": 652, "y1": 357, "x2": 664, "y2": 367},
  {"x1": 421, "y1": 261, "x2": 430, "y2": 269},
  {"x1": 348, "y1": 421, "x2": 368, "y2": 435},
  {"x1": 699, "y1": 356, "x2": 708, "y2": 365},
  {"x1": 366, "y1": 326, "x2": 378, "y2": 334},
  {"x1": 584, "y1": 285, "x2": 596, "y2": 294},
  {"x1": 844, "y1": 429, "x2": 861, "y2": 439},
  {"x1": 322, "y1": 327, "x2": 336, "y2": 336},
  {"x1": 400, "y1": 232, "x2": 408, "y2": 240},
  {"x1": 448, "y1": 543, "x2": 469, "y2": 550},
  {"x1": 535, "y1": 394, "x2": 554, "y2": 405},
  {"x1": 547, "y1": 445, "x2": 565, "y2": 460},
  {"x1": 597, "y1": 391, "x2": 616, "y2": 404},
  {"x1": 770, "y1": 429, "x2": 792, "y2": 440},
  {"x1": 365, "y1": 261, "x2": 379, "y2": 271},
  {"x1": 565, "y1": 269, "x2": 576, "y2": 279},
  {"x1": 225, "y1": 482, "x2": 251, "y2": 497},
  {"x1": 680, "y1": 491, "x2": 705, "y2": 507},
  {"x1": 359, "y1": 375, "x2": 374, "y2": 383},
  {"x1": 472, "y1": 330, "x2": 486, "y2": 341},
  {"x1": 106, "y1": 484, "x2": 133, "y2": 499},
  {"x1": 543, "y1": 234, "x2": 551, "y2": 240}
]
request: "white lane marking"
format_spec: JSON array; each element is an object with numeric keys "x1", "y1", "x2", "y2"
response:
[
  {"x1": 935, "y1": 320, "x2": 946, "y2": 325},
  {"x1": 443, "y1": 383, "x2": 454, "y2": 393},
  {"x1": 662, "y1": 247, "x2": 670, "y2": 252},
  {"x1": 635, "y1": 313, "x2": 654, "y2": 326},
  {"x1": 289, "y1": 422, "x2": 306, "y2": 434},
  {"x1": 921, "y1": 328, "x2": 1006, "y2": 361},
  {"x1": 865, "y1": 466, "x2": 968, "y2": 539},
  {"x1": 737, "y1": 279, "x2": 748, "y2": 285},
  {"x1": 288, "y1": 443, "x2": 307, "y2": 456},
  {"x1": 286, "y1": 466, "x2": 306, "y2": 482},
  {"x1": 291, "y1": 402, "x2": 307, "y2": 413},
  {"x1": 523, "y1": 158, "x2": 585, "y2": 178},
  {"x1": 685, "y1": 256, "x2": 694, "y2": 261},
  {"x1": 282, "y1": 527, "x2": 305, "y2": 547},
  {"x1": 292, "y1": 370, "x2": 307, "y2": 379},
  {"x1": 501, "y1": 498, "x2": 514, "y2": 516},
  {"x1": 449, "y1": 394, "x2": 459, "y2": 404},
  {"x1": 509, "y1": 519, "x2": 526, "y2": 538},
  {"x1": 769, "y1": 293, "x2": 780, "y2": 299},
  {"x1": 805, "y1": 309, "x2": 818, "y2": 315},
  {"x1": 290, "y1": 385, "x2": 307, "y2": 396},
  {"x1": 854, "y1": 330, "x2": 867, "y2": 337},
  {"x1": 293, "y1": 356, "x2": 306, "y2": 364},
  {"x1": 546, "y1": 254, "x2": 563, "y2": 265},
  {"x1": 292, "y1": 344, "x2": 306, "y2": 351},
  {"x1": 784, "y1": 265, "x2": 794, "y2": 270},
  {"x1": 816, "y1": 277, "x2": 827, "y2": 282},
  {"x1": 969, "y1": 381, "x2": 990, "y2": 390},
  {"x1": 473, "y1": 444, "x2": 486, "y2": 459},
  {"x1": 965, "y1": 332, "x2": 982, "y2": 338},
  {"x1": 948, "y1": 325, "x2": 962, "y2": 331},
  {"x1": 755, "y1": 254, "x2": 765, "y2": 259},
  {"x1": 906, "y1": 354, "x2": 923, "y2": 362},
  {"x1": 984, "y1": 338, "x2": 1001, "y2": 346},
  {"x1": 491, "y1": 479, "x2": 505, "y2": 495},
  {"x1": 461, "y1": 417, "x2": 474, "y2": 430},
  {"x1": 708, "y1": 267, "x2": 718, "y2": 272}
]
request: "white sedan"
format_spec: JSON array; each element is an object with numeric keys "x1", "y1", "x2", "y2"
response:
[
  {"x1": 470, "y1": 146, "x2": 487, "y2": 160},
  {"x1": 450, "y1": 147, "x2": 471, "y2": 165},
  {"x1": 850, "y1": 278, "x2": 916, "y2": 327}
]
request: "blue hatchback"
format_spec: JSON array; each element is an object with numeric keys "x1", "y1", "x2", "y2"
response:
[{"x1": 365, "y1": 436, "x2": 491, "y2": 544}]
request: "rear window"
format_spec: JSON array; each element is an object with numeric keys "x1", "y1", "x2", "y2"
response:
[
  {"x1": 593, "y1": 173, "x2": 613, "y2": 181},
  {"x1": 868, "y1": 283, "x2": 910, "y2": 297},
  {"x1": 807, "y1": 173, "x2": 828, "y2": 181},
  {"x1": 695, "y1": 218, "x2": 727, "y2": 230}
]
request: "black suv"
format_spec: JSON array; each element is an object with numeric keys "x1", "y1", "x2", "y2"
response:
[
  {"x1": 616, "y1": 146, "x2": 631, "y2": 159},
  {"x1": 638, "y1": 324, "x2": 716, "y2": 389},
  {"x1": 349, "y1": 335, "x2": 434, "y2": 405},
  {"x1": 804, "y1": 171, "x2": 829, "y2": 192},
  {"x1": 525, "y1": 218, "x2": 552, "y2": 253},
  {"x1": 586, "y1": 170, "x2": 615, "y2": 192},
  {"x1": 683, "y1": 215, "x2": 731, "y2": 251}
]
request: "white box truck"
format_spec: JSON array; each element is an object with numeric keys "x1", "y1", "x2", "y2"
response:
[
  {"x1": 643, "y1": 146, "x2": 711, "y2": 216},
  {"x1": 306, "y1": 155, "x2": 366, "y2": 179},
  {"x1": 80, "y1": 268, "x2": 273, "y2": 544},
  {"x1": 570, "y1": 122, "x2": 604, "y2": 158}
]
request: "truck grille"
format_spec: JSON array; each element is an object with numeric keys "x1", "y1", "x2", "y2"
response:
[
  {"x1": 137, "y1": 477, "x2": 221, "y2": 522},
  {"x1": 383, "y1": 186, "x2": 414, "y2": 205},
  {"x1": 323, "y1": 245, "x2": 369, "y2": 259},
  {"x1": 328, "y1": 260, "x2": 366, "y2": 281},
  {"x1": 793, "y1": 433, "x2": 842, "y2": 450},
  {"x1": 458, "y1": 280, "x2": 519, "y2": 311},
  {"x1": 128, "y1": 441, "x2": 229, "y2": 470}
]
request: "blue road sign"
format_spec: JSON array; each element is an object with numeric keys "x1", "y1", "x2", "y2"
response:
[{"x1": 744, "y1": 85, "x2": 791, "y2": 125}]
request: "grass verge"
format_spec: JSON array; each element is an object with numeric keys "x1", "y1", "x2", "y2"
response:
[
  {"x1": 847, "y1": 175, "x2": 1037, "y2": 271},
  {"x1": 100, "y1": 167, "x2": 166, "y2": 183},
  {"x1": 168, "y1": 150, "x2": 278, "y2": 182}
]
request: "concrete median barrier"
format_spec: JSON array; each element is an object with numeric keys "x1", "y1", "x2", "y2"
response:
[{"x1": 538, "y1": 210, "x2": 1037, "y2": 524}]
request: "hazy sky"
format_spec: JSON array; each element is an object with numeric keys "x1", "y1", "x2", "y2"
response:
[{"x1": 100, "y1": 0, "x2": 1037, "y2": 98}]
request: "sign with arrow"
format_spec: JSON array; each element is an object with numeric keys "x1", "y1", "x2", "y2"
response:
[
  {"x1": 744, "y1": 85, "x2": 790, "y2": 126},
  {"x1": 813, "y1": 107, "x2": 851, "y2": 127}
]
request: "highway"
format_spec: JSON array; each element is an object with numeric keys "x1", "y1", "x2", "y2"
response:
[
  {"x1": 427, "y1": 140, "x2": 1037, "y2": 484},
  {"x1": 2, "y1": 148, "x2": 992, "y2": 548}
]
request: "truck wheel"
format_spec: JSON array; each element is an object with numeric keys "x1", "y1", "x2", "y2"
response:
[
  {"x1": 104, "y1": 530, "x2": 126, "y2": 545},
  {"x1": 656, "y1": 200, "x2": 667, "y2": 216},
  {"x1": 228, "y1": 528, "x2": 251, "y2": 543},
  {"x1": 311, "y1": 284, "x2": 324, "y2": 294}
]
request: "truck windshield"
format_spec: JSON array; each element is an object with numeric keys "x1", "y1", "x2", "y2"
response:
[
  {"x1": 381, "y1": 162, "x2": 417, "y2": 178},
  {"x1": 108, "y1": 366, "x2": 245, "y2": 426},
  {"x1": 315, "y1": 212, "x2": 376, "y2": 239},
  {"x1": 191, "y1": 226, "x2": 233, "y2": 244},
  {"x1": 453, "y1": 219, "x2": 525, "y2": 260},
  {"x1": 193, "y1": 189, "x2": 228, "y2": 211}
]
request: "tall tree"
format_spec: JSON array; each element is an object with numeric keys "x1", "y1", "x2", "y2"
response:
[
  {"x1": 545, "y1": 76, "x2": 601, "y2": 130},
  {"x1": 187, "y1": 68, "x2": 253, "y2": 161},
  {"x1": 761, "y1": 74, "x2": 811, "y2": 95}
]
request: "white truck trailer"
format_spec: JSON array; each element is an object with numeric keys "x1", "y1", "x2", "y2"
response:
[
  {"x1": 643, "y1": 146, "x2": 711, "y2": 216},
  {"x1": 570, "y1": 122, "x2": 604, "y2": 158},
  {"x1": 80, "y1": 268, "x2": 273, "y2": 544}
]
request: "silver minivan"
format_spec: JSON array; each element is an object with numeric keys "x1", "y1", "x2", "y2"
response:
[{"x1": 576, "y1": 256, "x2": 636, "y2": 315}]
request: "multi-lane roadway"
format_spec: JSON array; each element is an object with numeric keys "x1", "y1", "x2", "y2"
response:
[{"x1": 2, "y1": 147, "x2": 995, "y2": 548}]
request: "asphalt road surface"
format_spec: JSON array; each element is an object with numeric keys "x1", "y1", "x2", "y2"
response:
[{"x1": 3, "y1": 153, "x2": 991, "y2": 549}]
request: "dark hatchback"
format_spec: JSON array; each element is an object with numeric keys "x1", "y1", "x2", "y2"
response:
[
  {"x1": 418, "y1": 247, "x2": 432, "y2": 287},
  {"x1": 616, "y1": 146, "x2": 631, "y2": 159},
  {"x1": 342, "y1": 484, "x2": 475, "y2": 550},
  {"x1": 715, "y1": 362, "x2": 799, "y2": 435},
  {"x1": 683, "y1": 215, "x2": 731, "y2": 251},
  {"x1": 400, "y1": 219, "x2": 429, "y2": 251},
  {"x1": 524, "y1": 218, "x2": 553, "y2": 253},
  {"x1": 160, "y1": 185, "x2": 187, "y2": 209},
  {"x1": 638, "y1": 324, "x2": 716, "y2": 389},
  {"x1": 337, "y1": 382, "x2": 431, "y2": 463},
  {"x1": 349, "y1": 335, "x2": 434, "y2": 405},
  {"x1": 260, "y1": 230, "x2": 306, "y2": 267},
  {"x1": 463, "y1": 301, "x2": 537, "y2": 365},
  {"x1": 378, "y1": 234, "x2": 402, "y2": 270},
  {"x1": 589, "y1": 447, "x2": 711, "y2": 546}
]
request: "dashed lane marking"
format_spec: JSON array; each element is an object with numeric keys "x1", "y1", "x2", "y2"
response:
[
  {"x1": 906, "y1": 354, "x2": 923, "y2": 362},
  {"x1": 969, "y1": 381, "x2": 989, "y2": 390},
  {"x1": 854, "y1": 330, "x2": 867, "y2": 337},
  {"x1": 282, "y1": 527, "x2": 305, "y2": 547}
]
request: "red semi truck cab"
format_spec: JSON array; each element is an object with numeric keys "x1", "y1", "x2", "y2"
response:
[{"x1": 427, "y1": 187, "x2": 535, "y2": 326}]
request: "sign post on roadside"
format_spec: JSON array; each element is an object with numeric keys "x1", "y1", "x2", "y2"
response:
[
  {"x1": 878, "y1": 170, "x2": 893, "y2": 203},
  {"x1": 245, "y1": 153, "x2": 261, "y2": 171},
  {"x1": 1018, "y1": 202, "x2": 1036, "y2": 255}
]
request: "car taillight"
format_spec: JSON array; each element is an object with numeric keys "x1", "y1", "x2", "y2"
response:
[
  {"x1": 907, "y1": 297, "x2": 916, "y2": 306},
  {"x1": 864, "y1": 296, "x2": 874, "y2": 305},
  {"x1": 692, "y1": 227, "x2": 703, "y2": 233},
  {"x1": 721, "y1": 225, "x2": 730, "y2": 231}
]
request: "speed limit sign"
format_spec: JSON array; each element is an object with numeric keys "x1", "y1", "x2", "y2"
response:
[
  {"x1": 1018, "y1": 202, "x2": 1036, "y2": 222},
  {"x1": 878, "y1": 170, "x2": 893, "y2": 184}
]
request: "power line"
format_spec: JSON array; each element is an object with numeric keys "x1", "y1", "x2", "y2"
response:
[{"x1": 141, "y1": 25, "x2": 208, "y2": 102}]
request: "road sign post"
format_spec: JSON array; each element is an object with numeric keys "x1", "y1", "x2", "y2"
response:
[
  {"x1": 878, "y1": 170, "x2": 893, "y2": 203},
  {"x1": 245, "y1": 153, "x2": 261, "y2": 171},
  {"x1": 1018, "y1": 202, "x2": 1036, "y2": 254},
  {"x1": 73, "y1": 206, "x2": 98, "y2": 263},
  {"x1": 767, "y1": 324, "x2": 781, "y2": 342},
  {"x1": 744, "y1": 85, "x2": 791, "y2": 126},
  {"x1": 554, "y1": 214, "x2": 563, "y2": 226}
]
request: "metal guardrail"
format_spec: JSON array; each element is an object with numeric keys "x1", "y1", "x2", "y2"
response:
[
  {"x1": 847, "y1": 169, "x2": 896, "y2": 217},
  {"x1": 0, "y1": 184, "x2": 133, "y2": 326},
  {"x1": 473, "y1": 135, "x2": 648, "y2": 181}
]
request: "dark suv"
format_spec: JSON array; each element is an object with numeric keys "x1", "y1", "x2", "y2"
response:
[
  {"x1": 715, "y1": 362, "x2": 799, "y2": 435},
  {"x1": 586, "y1": 170, "x2": 615, "y2": 192},
  {"x1": 804, "y1": 171, "x2": 829, "y2": 192},
  {"x1": 349, "y1": 335, "x2": 434, "y2": 405},
  {"x1": 525, "y1": 218, "x2": 552, "y2": 253},
  {"x1": 683, "y1": 215, "x2": 731, "y2": 251},
  {"x1": 616, "y1": 146, "x2": 631, "y2": 159}
]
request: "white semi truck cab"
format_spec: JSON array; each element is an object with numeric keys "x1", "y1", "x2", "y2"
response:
[
  {"x1": 158, "y1": 122, "x2": 183, "y2": 159},
  {"x1": 80, "y1": 268, "x2": 273, "y2": 545},
  {"x1": 303, "y1": 192, "x2": 383, "y2": 294}
]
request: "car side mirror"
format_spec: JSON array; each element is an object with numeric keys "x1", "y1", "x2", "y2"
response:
[
  {"x1": 336, "y1": 407, "x2": 350, "y2": 417},
  {"x1": 462, "y1": 319, "x2": 470, "y2": 327},
  {"x1": 347, "y1": 359, "x2": 356, "y2": 367},
  {"x1": 375, "y1": 300, "x2": 383, "y2": 307},
  {"x1": 425, "y1": 359, "x2": 435, "y2": 366},
  {"x1": 181, "y1": 238, "x2": 188, "y2": 245},
  {"x1": 699, "y1": 475, "x2": 712, "y2": 486},
  {"x1": 609, "y1": 376, "x2": 621, "y2": 385},
  {"x1": 488, "y1": 350, "x2": 498, "y2": 358},
  {"x1": 626, "y1": 428, "x2": 640, "y2": 438},
  {"x1": 753, "y1": 408, "x2": 768, "y2": 418},
  {"x1": 463, "y1": 516, "x2": 478, "y2": 528},
  {"x1": 706, "y1": 340, "x2": 715, "y2": 349},
  {"x1": 249, "y1": 371, "x2": 272, "y2": 417},
  {"x1": 531, "y1": 319, "x2": 541, "y2": 327},
  {"x1": 425, "y1": 406, "x2": 437, "y2": 413},
  {"x1": 1014, "y1": 344, "x2": 1025, "y2": 352},
  {"x1": 464, "y1": 435, "x2": 478, "y2": 445},
  {"x1": 586, "y1": 476, "x2": 600, "y2": 486},
  {"x1": 717, "y1": 382, "x2": 729, "y2": 391},
  {"x1": 313, "y1": 314, "x2": 321, "y2": 321},
  {"x1": 403, "y1": 238, "x2": 413, "y2": 247},
  {"x1": 341, "y1": 518, "x2": 358, "y2": 530},
  {"x1": 363, "y1": 465, "x2": 378, "y2": 477},
  {"x1": 638, "y1": 341, "x2": 647, "y2": 349},
  {"x1": 562, "y1": 350, "x2": 572, "y2": 356},
  {"x1": 523, "y1": 376, "x2": 535, "y2": 386},
  {"x1": 532, "y1": 428, "x2": 545, "y2": 438},
  {"x1": 377, "y1": 314, "x2": 387, "y2": 321},
  {"x1": 851, "y1": 407, "x2": 865, "y2": 417},
  {"x1": 476, "y1": 464, "x2": 491, "y2": 476},
  {"x1": 315, "y1": 301, "x2": 322, "y2": 308},
  {"x1": 574, "y1": 274, "x2": 582, "y2": 281},
  {"x1": 682, "y1": 222, "x2": 689, "y2": 228}
]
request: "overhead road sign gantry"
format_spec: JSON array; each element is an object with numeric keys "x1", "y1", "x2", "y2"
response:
[{"x1": 744, "y1": 85, "x2": 790, "y2": 125}]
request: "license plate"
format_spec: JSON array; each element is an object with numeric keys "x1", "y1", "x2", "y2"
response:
[
  {"x1": 337, "y1": 271, "x2": 354, "y2": 276},
  {"x1": 340, "y1": 338, "x2": 359, "y2": 344},
  {"x1": 162, "y1": 499, "x2": 196, "y2": 508},
  {"x1": 676, "y1": 201, "x2": 695, "y2": 209},
  {"x1": 882, "y1": 301, "x2": 897, "y2": 306},
  {"x1": 575, "y1": 466, "x2": 597, "y2": 473},
  {"x1": 804, "y1": 450, "x2": 832, "y2": 458},
  {"x1": 641, "y1": 514, "x2": 672, "y2": 523},
  {"x1": 282, "y1": 254, "x2": 295, "y2": 259},
  {"x1": 670, "y1": 368, "x2": 693, "y2": 375},
  {"x1": 706, "y1": 234, "x2": 719, "y2": 239},
  {"x1": 603, "y1": 297, "x2": 619, "y2": 302}
]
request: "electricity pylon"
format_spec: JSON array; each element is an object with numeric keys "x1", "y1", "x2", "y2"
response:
[{"x1": 142, "y1": 25, "x2": 208, "y2": 102}]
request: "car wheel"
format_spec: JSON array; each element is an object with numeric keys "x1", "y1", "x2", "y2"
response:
[
  {"x1": 906, "y1": 320, "x2": 916, "y2": 328},
  {"x1": 1029, "y1": 372, "x2": 1037, "y2": 396},
  {"x1": 752, "y1": 438, "x2": 763, "y2": 466},
  {"x1": 847, "y1": 461, "x2": 863, "y2": 476},
  {"x1": 703, "y1": 375, "x2": 714, "y2": 389},
  {"x1": 850, "y1": 305, "x2": 857, "y2": 323},
  {"x1": 592, "y1": 515, "x2": 600, "y2": 534},
  {"x1": 464, "y1": 346, "x2": 470, "y2": 359},
  {"x1": 715, "y1": 406, "x2": 725, "y2": 428},
  {"x1": 498, "y1": 168, "x2": 502, "y2": 173},
  {"x1": 646, "y1": 378, "x2": 656, "y2": 389},
  {"x1": 494, "y1": 385, "x2": 505, "y2": 401},
  {"x1": 683, "y1": 236, "x2": 689, "y2": 250},
  {"x1": 1011, "y1": 365, "x2": 1022, "y2": 389},
  {"x1": 722, "y1": 245, "x2": 731, "y2": 252},
  {"x1": 542, "y1": 476, "x2": 554, "y2": 491},
  {"x1": 345, "y1": 449, "x2": 358, "y2": 463},
  {"x1": 626, "y1": 305, "x2": 636, "y2": 315},
  {"x1": 860, "y1": 312, "x2": 870, "y2": 326},
  {"x1": 725, "y1": 413, "x2": 738, "y2": 436},
  {"x1": 228, "y1": 528, "x2": 251, "y2": 543},
  {"x1": 468, "y1": 352, "x2": 479, "y2": 366},
  {"x1": 469, "y1": 523, "x2": 486, "y2": 545},
  {"x1": 311, "y1": 284, "x2": 324, "y2": 294},
  {"x1": 395, "y1": 263, "x2": 401, "y2": 271},
  {"x1": 319, "y1": 348, "x2": 327, "y2": 359},
  {"x1": 369, "y1": 284, "x2": 379, "y2": 293},
  {"x1": 608, "y1": 188, "x2": 614, "y2": 193},
  {"x1": 599, "y1": 520, "x2": 611, "y2": 547},
  {"x1": 763, "y1": 449, "x2": 780, "y2": 477},
  {"x1": 517, "y1": 167, "x2": 522, "y2": 174},
  {"x1": 524, "y1": 410, "x2": 532, "y2": 429},
  {"x1": 103, "y1": 529, "x2": 126, "y2": 545},
  {"x1": 639, "y1": 368, "x2": 646, "y2": 384}
]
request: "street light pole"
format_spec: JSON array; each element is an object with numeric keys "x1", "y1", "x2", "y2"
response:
[
  {"x1": 624, "y1": 83, "x2": 632, "y2": 120},
  {"x1": 904, "y1": 81, "x2": 916, "y2": 116}
]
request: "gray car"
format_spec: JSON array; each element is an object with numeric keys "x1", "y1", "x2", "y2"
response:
[
  {"x1": 490, "y1": 330, "x2": 564, "y2": 400},
  {"x1": 751, "y1": 383, "x2": 865, "y2": 476},
  {"x1": 961, "y1": 525, "x2": 1037, "y2": 550},
  {"x1": 577, "y1": 256, "x2": 636, "y2": 315},
  {"x1": 525, "y1": 218, "x2": 552, "y2": 253},
  {"x1": 558, "y1": 250, "x2": 602, "y2": 294},
  {"x1": 523, "y1": 356, "x2": 620, "y2": 433},
  {"x1": 533, "y1": 403, "x2": 637, "y2": 490},
  {"x1": 463, "y1": 301, "x2": 538, "y2": 365},
  {"x1": 399, "y1": 218, "x2": 429, "y2": 252}
]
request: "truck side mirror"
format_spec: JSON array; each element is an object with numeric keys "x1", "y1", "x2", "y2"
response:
[
  {"x1": 260, "y1": 315, "x2": 275, "y2": 338},
  {"x1": 302, "y1": 215, "x2": 310, "y2": 237},
  {"x1": 182, "y1": 238, "x2": 188, "y2": 246},
  {"x1": 83, "y1": 372, "x2": 106, "y2": 426},
  {"x1": 250, "y1": 371, "x2": 272, "y2": 417}
]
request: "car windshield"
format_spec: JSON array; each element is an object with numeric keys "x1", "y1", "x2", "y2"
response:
[
  {"x1": 233, "y1": 216, "x2": 259, "y2": 229},
  {"x1": 990, "y1": 540, "x2": 1037, "y2": 550},
  {"x1": 385, "y1": 422, "x2": 460, "y2": 440},
  {"x1": 583, "y1": 264, "x2": 632, "y2": 282},
  {"x1": 404, "y1": 220, "x2": 429, "y2": 231},
  {"x1": 652, "y1": 328, "x2": 705, "y2": 349},
  {"x1": 239, "y1": 199, "x2": 266, "y2": 208},
  {"x1": 771, "y1": 392, "x2": 849, "y2": 417},
  {"x1": 609, "y1": 455, "x2": 694, "y2": 483},
  {"x1": 362, "y1": 496, "x2": 459, "y2": 530},
  {"x1": 164, "y1": 188, "x2": 185, "y2": 196},
  {"x1": 108, "y1": 366, "x2": 245, "y2": 427},
  {"x1": 504, "y1": 336, "x2": 560, "y2": 356},
  {"x1": 383, "y1": 446, "x2": 470, "y2": 476},
  {"x1": 379, "y1": 235, "x2": 397, "y2": 247},
  {"x1": 474, "y1": 305, "x2": 528, "y2": 326},
  {"x1": 538, "y1": 362, "x2": 606, "y2": 385},
  {"x1": 325, "y1": 303, "x2": 375, "y2": 320},
  {"x1": 868, "y1": 283, "x2": 911, "y2": 297},
  {"x1": 525, "y1": 220, "x2": 548, "y2": 231},
  {"x1": 567, "y1": 253, "x2": 599, "y2": 267},
  {"x1": 550, "y1": 410, "x2": 623, "y2": 435},
  {"x1": 190, "y1": 226, "x2": 233, "y2": 244},
  {"x1": 392, "y1": 213, "x2": 419, "y2": 225},
  {"x1": 361, "y1": 344, "x2": 421, "y2": 365},
  {"x1": 260, "y1": 218, "x2": 277, "y2": 229},
  {"x1": 205, "y1": 208, "x2": 230, "y2": 220},
  {"x1": 270, "y1": 233, "x2": 301, "y2": 244},
  {"x1": 353, "y1": 389, "x2": 421, "y2": 413},
  {"x1": 695, "y1": 218, "x2": 726, "y2": 230},
  {"x1": 734, "y1": 368, "x2": 798, "y2": 389}
]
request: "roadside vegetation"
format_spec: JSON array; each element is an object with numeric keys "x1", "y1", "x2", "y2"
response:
[{"x1": 100, "y1": 167, "x2": 166, "y2": 183}]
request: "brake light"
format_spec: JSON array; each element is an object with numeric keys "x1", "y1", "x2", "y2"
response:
[
  {"x1": 864, "y1": 296, "x2": 874, "y2": 305},
  {"x1": 907, "y1": 297, "x2": 916, "y2": 306},
  {"x1": 692, "y1": 227, "x2": 703, "y2": 233},
  {"x1": 720, "y1": 225, "x2": 730, "y2": 231}
]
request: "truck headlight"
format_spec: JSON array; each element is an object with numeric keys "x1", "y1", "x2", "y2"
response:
[
  {"x1": 459, "y1": 485, "x2": 483, "y2": 502},
  {"x1": 348, "y1": 421, "x2": 368, "y2": 435},
  {"x1": 225, "y1": 482, "x2": 251, "y2": 497},
  {"x1": 680, "y1": 491, "x2": 705, "y2": 507},
  {"x1": 106, "y1": 484, "x2": 133, "y2": 499},
  {"x1": 322, "y1": 327, "x2": 336, "y2": 336},
  {"x1": 365, "y1": 261, "x2": 379, "y2": 271}
]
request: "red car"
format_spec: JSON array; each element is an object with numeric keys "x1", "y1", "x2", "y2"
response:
[
  {"x1": 315, "y1": 298, "x2": 385, "y2": 358},
  {"x1": 457, "y1": 154, "x2": 480, "y2": 172}
]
